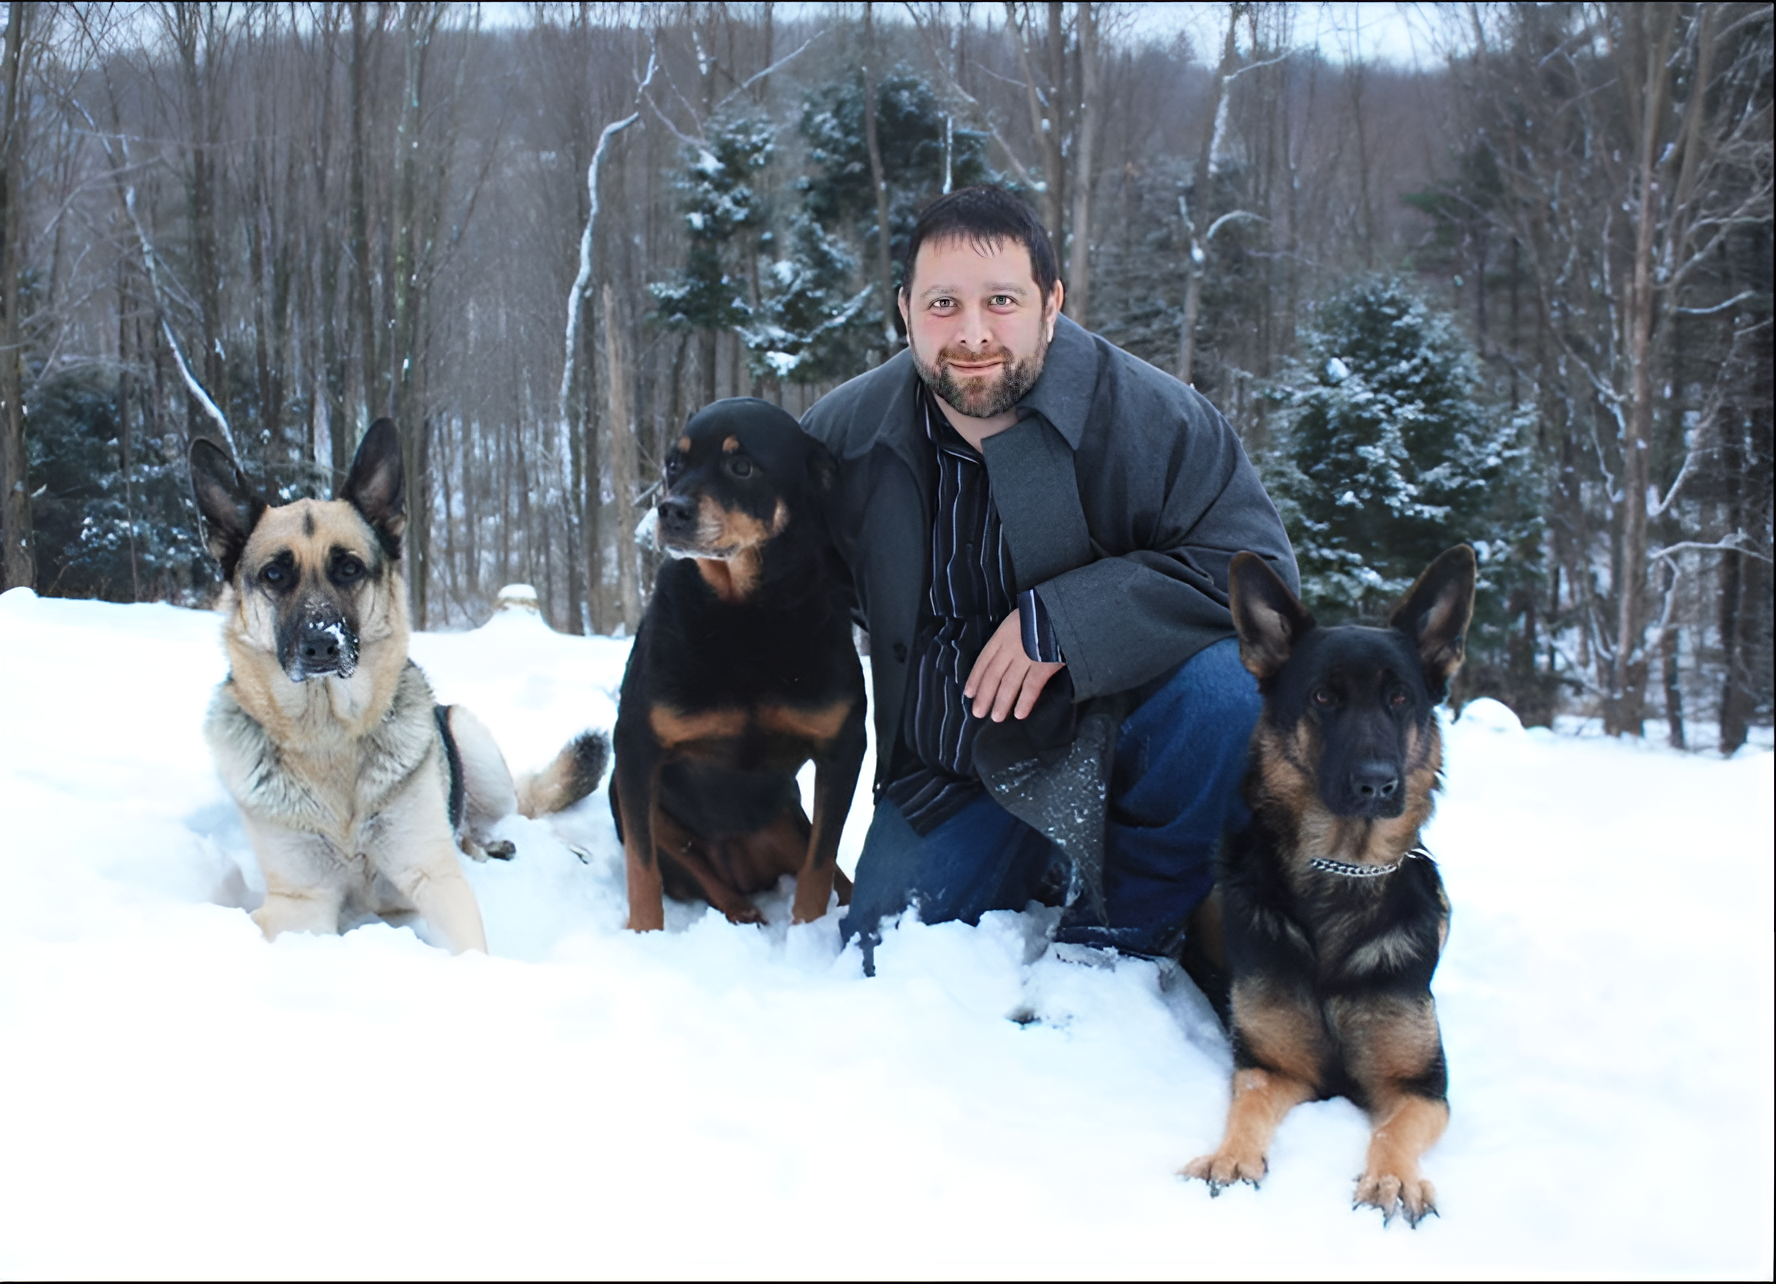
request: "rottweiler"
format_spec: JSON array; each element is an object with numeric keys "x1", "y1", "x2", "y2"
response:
[
  {"x1": 611, "y1": 398, "x2": 867, "y2": 931},
  {"x1": 1183, "y1": 544, "x2": 1476, "y2": 1227}
]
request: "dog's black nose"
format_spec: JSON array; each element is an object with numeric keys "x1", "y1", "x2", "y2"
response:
[
  {"x1": 658, "y1": 495, "x2": 697, "y2": 532},
  {"x1": 298, "y1": 622, "x2": 343, "y2": 669},
  {"x1": 1351, "y1": 761, "x2": 1400, "y2": 802}
]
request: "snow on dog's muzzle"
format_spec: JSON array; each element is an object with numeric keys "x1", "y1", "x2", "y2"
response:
[{"x1": 285, "y1": 603, "x2": 359, "y2": 681}]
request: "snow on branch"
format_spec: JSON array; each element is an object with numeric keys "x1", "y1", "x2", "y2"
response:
[
  {"x1": 124, "y1": 180, "x2": 233, "y2": 454},
  {"x1": 559, "y1": 46, "x2": 659, "y2": 434},
  {"x1": 1650, "y1": 538, "x2": 1773, "y2": 566},
  {"x1": 73, "y1": 96, "x2": 235, "y2": 455}
]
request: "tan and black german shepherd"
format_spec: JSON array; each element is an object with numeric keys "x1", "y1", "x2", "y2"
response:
[
  {"x1": 190, "y1": 419, "x2": 606, "y2": 953},
  {"x1": 1183, "y1": 545, "x2": 1476, "y2": 1226}
]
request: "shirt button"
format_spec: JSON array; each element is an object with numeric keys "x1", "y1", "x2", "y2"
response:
[{"x1": 892, "y1": 641, "x2": 908, "y2": 662}]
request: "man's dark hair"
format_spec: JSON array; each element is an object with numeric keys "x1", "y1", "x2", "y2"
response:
[{"x1": 900, "y1": 185, "x2": 1060, "y2": 303}]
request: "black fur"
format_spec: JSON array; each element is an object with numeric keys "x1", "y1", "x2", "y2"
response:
[
  {"x1": 611, "y1": 398, "x2": 866, "y2": 925},
  {"x1": 188, "y1": 437, "x2": 266, "y2": 581}
]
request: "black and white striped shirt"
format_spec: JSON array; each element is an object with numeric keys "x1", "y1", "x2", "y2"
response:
[{"x1": 884, "y1": 388, "x2": 1063, "y2": 834}]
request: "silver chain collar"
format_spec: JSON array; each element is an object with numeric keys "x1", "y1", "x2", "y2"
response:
[{"x1": 1308, "y1": 846, "x2": 1432, "y2": 879}]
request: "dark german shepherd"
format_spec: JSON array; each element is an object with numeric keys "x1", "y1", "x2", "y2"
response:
[{"x1": 1183, "y1": 545, "x2": 1476, "y2": 1226}]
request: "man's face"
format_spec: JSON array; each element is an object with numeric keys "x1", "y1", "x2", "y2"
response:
[{"x1": 899, "y1": 235, "x2": 1063, "y2": 421}]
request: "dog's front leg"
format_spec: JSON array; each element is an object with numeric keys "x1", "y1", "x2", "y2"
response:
[
  {"x1": 612, "y1": 757, "x2": 666, "y2": 932},
  {"x1": 253, "y1": 886, "x2": 346, "y2": 940},
  {"x1": 241, "y1": 820, "x2": 346, "y2": 940},
  {"x1": 791, "y1": 703, "x2": 866, "y2": 924},
  {"x1": 1182, "y1": 1065, "x2": 1315, "y2": 1190},
  {"x1": 391, "y1": 851, "x2": 488, "y2": 954}
]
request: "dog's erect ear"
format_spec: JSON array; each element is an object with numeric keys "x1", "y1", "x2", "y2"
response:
[
  {"x1": 341, "y1": 418, "x2": 406, "y2": 559},
  {"x1": 1388, "y1": 545, "x2": 1477, "y2": 699},
  {"x1": 189, "y1": 437, "x2": 264, "y2": 581},
  {"x1": 1228, "y1": 551, "x2": 1316, "y2": 680}
]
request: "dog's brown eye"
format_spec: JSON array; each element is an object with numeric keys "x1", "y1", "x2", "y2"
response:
[
  {"x1": 333, "y1": 555, "x2": 364, "y2": 584},
  {"x1": 1312, "y1": 687, "x2": 1333, "y2": 707},
  {"x1": 726, "y1": 456, "x2": 755, "y2": 479}
]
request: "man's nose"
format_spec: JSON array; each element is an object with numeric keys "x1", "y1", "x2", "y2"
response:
[{"x1": 952, "y1": 301, "x2": 995, "y2": 349}]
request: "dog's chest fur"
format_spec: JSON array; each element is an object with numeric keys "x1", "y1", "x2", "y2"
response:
[{"x1": 206, "y1": 661, "x2": 441, "y2": 850}]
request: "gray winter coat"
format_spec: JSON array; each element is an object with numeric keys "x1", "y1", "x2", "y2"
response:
[{"x1": 801, "y1": 315, "x2": 1297, "y2": 913}]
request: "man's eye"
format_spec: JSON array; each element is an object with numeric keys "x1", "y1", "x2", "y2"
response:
[{"x1": 990, "y1": 294, "x2": 1015, "y2": 307}]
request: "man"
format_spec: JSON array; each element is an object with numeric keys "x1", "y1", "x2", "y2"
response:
[{"x1": 801, "y1": 185, "x2": 1297, "y2": 967}]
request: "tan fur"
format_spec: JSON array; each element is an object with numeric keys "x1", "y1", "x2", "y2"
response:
[
  {"x1": 1353, "y1": 1093, "x2": 1448, "y2": 1223},
  {"x1": 694, "y1": 554, "x2": 764, "y2": 604},
  {"x1": 649, "y1": 704, "x2": 750, "y2": 747},
  {"x1": 1233, "y1": 982, "x2": 1330, "y2": 1085},
  {"x1": 756, "y1": 700, "x2": 854, "y2": 744},
  {"x1": 1181, "y1": 1067, "x2": 1316, "y2": 1188}
]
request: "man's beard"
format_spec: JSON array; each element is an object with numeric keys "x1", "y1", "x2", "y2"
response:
[{"x1": 910, "y1": 335, "x2": 1049, "y2": 420}]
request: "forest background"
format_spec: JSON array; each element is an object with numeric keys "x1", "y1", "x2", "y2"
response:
[{"x1": 0, "y1": 1, "x2": 1768, "y2": 751}]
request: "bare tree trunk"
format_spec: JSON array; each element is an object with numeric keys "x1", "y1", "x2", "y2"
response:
[
  {"x1": 1179, "y1": 4, "x2": 1239, "y2": 385},
  {"x1": 603, "y1": 284, "x2": 641, "y2": 630},
  {"x1": 1063, "y1": 1, "x2": 1097, "y2": 324},
  {"x1": 350, "y1": 2, "x2": 384, "y2": 422},
  {"x1": 0, "y1": 0, "x2": 30, "y2": 590},
  {"x1": 1609, "y1": 4, "x2": 1676, "y2": 737},
  {"x1": 862, "y1": 2, "x2": 897, "y2": 344}
]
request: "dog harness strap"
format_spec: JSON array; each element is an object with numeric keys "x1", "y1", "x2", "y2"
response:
[
  {"x1": 435, "y1": 704, "x2": 465, "y2": 833},
  {"x1": 1308, "y1": 846, "x2": 1433, "y2": 878}
]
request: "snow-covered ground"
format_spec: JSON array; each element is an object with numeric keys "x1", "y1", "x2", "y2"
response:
[{"x1": 1, "y1": 586, "x2": 1770, "y2": 1279}]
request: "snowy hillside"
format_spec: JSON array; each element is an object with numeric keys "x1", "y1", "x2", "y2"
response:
[{"x1": 1, "y1": 587, "x2": 1770, "y2": 1279}]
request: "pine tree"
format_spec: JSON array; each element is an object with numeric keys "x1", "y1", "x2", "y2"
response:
[
  {"x1": 26, "y1": 369, "x2": 212, "y2": 602},
  {"x1": 648, "y1": 115, "x2": 775, "y2": 336},
  {"x1": 1268, "y1": 278, "x2": 1542, "y2": 683},
  {"x1": 738, "y1": 212, "x2": 874, "y2": 384}
]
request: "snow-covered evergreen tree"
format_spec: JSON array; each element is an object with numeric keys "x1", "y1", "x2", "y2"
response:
[
  {"x1": 1267, "y1": 278, "x2": 1540, "y2": 636},
  {"x1": 738, "y1": 213, "x2": 874, "y2": 384},
  {"x1": 648, "y1": 115, "x2": 775, "y2": 334}
]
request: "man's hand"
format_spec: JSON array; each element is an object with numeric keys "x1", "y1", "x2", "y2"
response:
[{"x1": 964, "y1": 609, "x2": 1065, "y2": 722}]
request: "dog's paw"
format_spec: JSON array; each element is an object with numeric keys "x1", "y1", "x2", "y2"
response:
[
  {"x1": 1353, "y1": 1171, "x2": 1437, "y2": 1227},
  {"x1": 721, "y1": 902, "x2": 767, "y2": 926},
  {"x1": 483, "y1": 840, "x2": 516, "y2": 861},
  {"x1": 1180, "y1": 1150, "x2": 1266, "y2": 1194}
]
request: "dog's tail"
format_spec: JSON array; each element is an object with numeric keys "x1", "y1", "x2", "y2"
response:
[{"x1": 517, "y1": 730, "x2": 610, "y2": 818}]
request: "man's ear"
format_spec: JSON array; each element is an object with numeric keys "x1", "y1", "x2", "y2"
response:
[
  {"x1": 897, "y1": 287, "x2": 911, "y2": 336},
  {"x1": 189, "y1": 437, "x2": 264, "y2": 581},
  {"x1": 1046, "y1": 280, "x2": 1065, "y2": 341},
  {"x1": 341, "y1": 418, "x2": 406, "y2": 559},
  {"x1": 1228, "y1": 551, "x2": 1315, "y2": 680},
  {"x1": 1388, "y1": 545, "x2": 1477, "y2": 701}
]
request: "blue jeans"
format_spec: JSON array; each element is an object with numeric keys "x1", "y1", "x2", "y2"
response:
[{"x1": 842, "y1": 635, "x2": 1259, "y2": 963}]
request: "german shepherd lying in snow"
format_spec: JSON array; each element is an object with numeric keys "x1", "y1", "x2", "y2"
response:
[
  {"x1": 190, "y1": 420, "x2": 606, "y2": 953},
  {"x1": 1183, "y1": 545, "x2": 1475, "y2": 1226}
]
